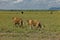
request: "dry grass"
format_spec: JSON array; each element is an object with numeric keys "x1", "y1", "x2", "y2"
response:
[{"x1": 0, "y1": 10, "x2": 60, "y2": 40}]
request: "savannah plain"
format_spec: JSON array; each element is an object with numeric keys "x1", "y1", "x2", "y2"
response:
[{"x1": 0, "y1": 10, "x2": 60, "y2": 40}]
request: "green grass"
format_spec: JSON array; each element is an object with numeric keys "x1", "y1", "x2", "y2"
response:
[{"x1": 0, "y1": 10, "x2": 60, "y2": 40}]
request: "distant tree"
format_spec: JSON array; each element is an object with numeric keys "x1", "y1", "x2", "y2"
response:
[{"x1": 21, "y1": 11, "x2": 24, "y2": 14}]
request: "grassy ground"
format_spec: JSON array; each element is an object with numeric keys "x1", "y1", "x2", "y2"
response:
[{"x1": 0, "y1": 10, "x2": 60, "y2": 40}]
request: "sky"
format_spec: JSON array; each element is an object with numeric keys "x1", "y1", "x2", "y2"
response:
[{"x1": 0, "y1": 0, "x2": 60, "y2": 10}]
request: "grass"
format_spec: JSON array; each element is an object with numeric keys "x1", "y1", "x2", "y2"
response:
[{"x1": 0, "y1": 10, "x2": 60, "y2": 40}]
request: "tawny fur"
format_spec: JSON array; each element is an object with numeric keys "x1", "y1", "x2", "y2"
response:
[
  {"x1": 27, "y1": 19, "x2": 42, "y2": 29},
  {"x1": 12, "y1": 17, "x2": 23, "y2": 27}
]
